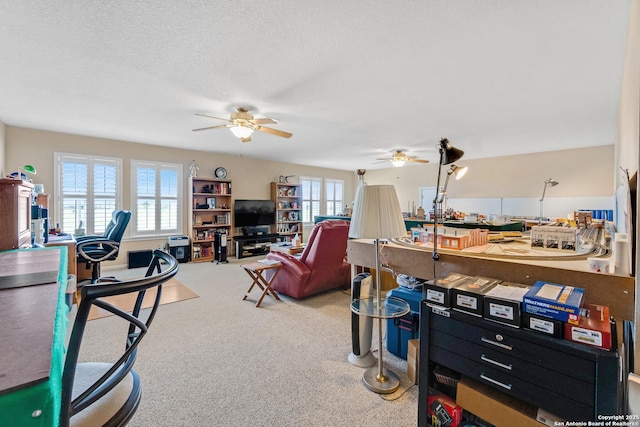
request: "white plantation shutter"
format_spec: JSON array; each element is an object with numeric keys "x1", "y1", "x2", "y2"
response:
[
  {"x1": 132, "y1": 160, "x2": 182, "y2": 236},
  {"x1": 326, "y1": 179, "x2": 344, "y2": 216},
  {"x1": 301, "y1": 176, "x2": 322, "y2": 224},
  {"x1": 55, "y1": 153, "x2": 121, "y2": 235}
]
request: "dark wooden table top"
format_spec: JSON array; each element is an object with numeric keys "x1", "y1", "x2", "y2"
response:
[{"x1": 0, "y1": 249, "x2": 61, "y2": 395}]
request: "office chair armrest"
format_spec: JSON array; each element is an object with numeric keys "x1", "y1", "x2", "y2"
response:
[
  {"x1": 75, "y1": 235, "x2": 104, "y2": 243},
  {"x1": 77, "y1": 238, "x2": 121, "y2": 263}
]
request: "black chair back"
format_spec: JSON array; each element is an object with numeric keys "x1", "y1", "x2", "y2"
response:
[
  {"x1": 76, "y1": 210, "x2": 132, "y2": 283},
  {"x1": 60, "y1": 249, "x2": 179, "y2": 427}
]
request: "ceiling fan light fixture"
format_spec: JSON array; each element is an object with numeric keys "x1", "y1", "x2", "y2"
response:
[
  {"x1": 230, "y1": 126, "x2": 253, "y2": 139},
  {"x1": 391, "y1": 160, "x2": 405, "y2": 168}
]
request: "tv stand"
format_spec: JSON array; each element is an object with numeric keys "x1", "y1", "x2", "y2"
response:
[{"x1": 234, "y1": 233, "x2": 281, "y2": 259}]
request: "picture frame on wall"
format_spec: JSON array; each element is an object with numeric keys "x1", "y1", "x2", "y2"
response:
[{"x1": 206, "y1": 197, "x2": 216, "y2": 209}]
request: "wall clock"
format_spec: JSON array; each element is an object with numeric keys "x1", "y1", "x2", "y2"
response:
[{"x1": 215, "y1": 167, "x2": 227, "y2": 179}]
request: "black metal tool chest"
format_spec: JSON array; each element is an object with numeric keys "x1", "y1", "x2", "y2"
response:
[{"x1": 418, "y1": 301, "x2": 620, "y2": 425}]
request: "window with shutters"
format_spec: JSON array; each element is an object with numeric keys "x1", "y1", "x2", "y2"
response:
[
  {"x1": 131, "y1": 160, "x2": 182, "y2": 236},
  {"x1": 54, "y1": 153, "x2": 122, "y2": 235},
  {"x1": 300, "y1": 176, "x2": 322, "y2": 224}
]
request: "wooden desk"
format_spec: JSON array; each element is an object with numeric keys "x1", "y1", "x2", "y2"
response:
[
  {"x1": 0, "y1": 247, "x2": 68, "y2": 427},
  {"x1": 45, "y1": 234, "x2": 76, "y2": 277}
]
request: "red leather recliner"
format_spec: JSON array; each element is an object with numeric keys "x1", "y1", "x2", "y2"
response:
[{"x1": 265, "y1": 220, "x2": 351, "y2": 299}]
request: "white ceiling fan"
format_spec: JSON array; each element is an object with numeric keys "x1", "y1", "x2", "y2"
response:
[
  {"x1": 375, "y1": 150, "x2": 429, "y2": 167},
  {"x1": 192, "y1": 106, "x2": 292, "y2": 142}
]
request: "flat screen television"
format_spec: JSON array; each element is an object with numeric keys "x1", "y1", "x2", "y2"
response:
[{"x1": 233, "y1": 199, "x2": 276, "y2": 227}]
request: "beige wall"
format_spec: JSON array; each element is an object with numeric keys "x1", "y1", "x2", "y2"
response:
[
  {"x1": 5, "y1": 126, "x2": 356, "y2": 263},
  {"x1": 365, "y1": 145, "x2": 614, "y2": 209},
  {"x1": 2, "y1": 126, "x2": 620, "y2": 268},
  {"x1": 0, "y1": 120, "x2": 5, "y2": 177}
]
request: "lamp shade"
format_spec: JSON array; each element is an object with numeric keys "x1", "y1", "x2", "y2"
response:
[
  {"x1": 439, "y1": 138, "x2": 464, "y2": 165},
  {"x1": 349, "y1": 185, "x2": 406, "y2": 239}
]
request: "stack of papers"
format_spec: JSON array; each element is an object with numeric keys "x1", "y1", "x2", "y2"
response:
[{"x1": 258, "y1": 259, "x2": 279, "y2": 265}]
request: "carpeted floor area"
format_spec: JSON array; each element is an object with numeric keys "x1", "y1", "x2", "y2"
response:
[{"x1": 76, "y1": 257, "x2": 418, "y2": 426}]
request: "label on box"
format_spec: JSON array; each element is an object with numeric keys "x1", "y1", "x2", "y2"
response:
[
  {"x1": 529, "y1": 316, "x2": 555, "y2": 334},
  {"x1": 523, "y1": 281, "x2": 584, "y2": 324},
  {"x1": 456, "y1": 294, "x2": 478, "y2": 310},
  {"x1": 489, "y1": 302, "x2": 514, "y2": 321},
  {"x1": 427, "y1": 288, "x2": 445, "y2": 304},
  {"x1": 570, "y1": 327, "x2": 603, "y2": 347}
]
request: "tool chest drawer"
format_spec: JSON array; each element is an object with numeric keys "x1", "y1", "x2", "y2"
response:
[
  {"x1": 429, "y1": 345, "x2": 595, "y2": 421},
  {"x1": 418, "y1": 302, "x2": 620, "y2": 425},
  {"x1": 430, "y1": 309, "x2": 595, "y2": 383},
  {"x1": 430, "y1": 329, "x2": 594, "y2": 405}
]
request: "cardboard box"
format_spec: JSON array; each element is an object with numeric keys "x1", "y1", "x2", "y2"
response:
[
  {"x1": 452, "y1": 276, "x2": 501, "y2": 317},
  {"x1": 564, "y1": 304, "x2": 612, "y2": 350},
  {"x1": 425, "y1": 273, "x2": 470, "y2": 308},
  {"x1": 428, "y1": 389, "x2": 463, "y2": 427},
  {"x1": 522, "y1": 312, "x2": 564, "y2": 338},
  {"x1": 483, "y1": 282, "x2": 531, "y2": 327},
  {"x1": 407, "y1": 338, "x2": 419, "y2": 384},
  {"x1": 522, "y1": 281, "x2": 584, "y2": 324},
  {"x1": 456, "y1": 377, "x2": 542, "y2": 427},
  {"x1": 536, "y1": 408, "x2": 565, "y2": 427}
]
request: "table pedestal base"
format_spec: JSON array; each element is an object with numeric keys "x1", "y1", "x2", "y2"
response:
[{"x1": 362, "y1": 366, "x2": 401, "y2": 394}]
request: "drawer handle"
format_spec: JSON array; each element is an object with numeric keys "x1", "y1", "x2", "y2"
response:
[
  {"x1": 480, "y1": 374, "x2": 512, "y2": 391},
  {"x1": 480, "y1": 354, "x2": 512, "y2": 371},
  {"x1": 481, "y1": 337, "x2": 512, "y2": 351}
]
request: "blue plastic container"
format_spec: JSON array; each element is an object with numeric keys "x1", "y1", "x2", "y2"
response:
[{"x1": 386, "y1": 286, "x2": 423, "y2": 359}]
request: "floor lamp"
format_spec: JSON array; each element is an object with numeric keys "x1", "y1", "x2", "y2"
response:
[
  {"x1": 349, "y1": 184, "x2": 410, "y2": 394},
  {"x1": 432, "y1": 138, "x2": 465, "y2": 263},
  {"x1": 539, "y1": 178, "x2": 559, "y2": 225}
]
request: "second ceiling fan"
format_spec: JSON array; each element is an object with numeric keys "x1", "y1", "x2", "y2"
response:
[
  {"x1": 192, "y1": 107, "x2": 292, "y2": 142},
  {"x1": 376, "y1": 150, "x2": 429, "y2": 167}
]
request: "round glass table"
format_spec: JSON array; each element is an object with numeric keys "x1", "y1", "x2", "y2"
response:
[{"x1": 350, "y1": 296, "x2": 410, "y2": 319}]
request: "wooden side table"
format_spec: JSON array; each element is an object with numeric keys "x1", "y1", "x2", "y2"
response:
[{"x1": 241, "y1": 261, "x2": 282, "y2": 307}]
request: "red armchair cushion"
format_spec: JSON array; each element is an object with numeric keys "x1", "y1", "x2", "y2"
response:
[{"x1": 265, "y1": 220, "x2": 351, "y2": 299}]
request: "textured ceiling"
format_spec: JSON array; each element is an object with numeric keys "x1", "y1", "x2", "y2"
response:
[{"x1": 0, "y1": 1, "x2": 632, "y2": 171}]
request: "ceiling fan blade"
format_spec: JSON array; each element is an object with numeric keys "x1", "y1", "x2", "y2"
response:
[
  {"x1": 251, "y1": 118, "x2": 277, "y2": 125},
  {"x1": 407, "y1": 158, "x2": 430, "y2": 163},
  {"x1": 256, "y1": 126, "x2": 292, "y2": 138},
  {"x1": 195, "y1": 113, "x2": 231, "y2": 122},
  {"x1": 192, "y1": 124, "x2": 231, "y2": 131}
]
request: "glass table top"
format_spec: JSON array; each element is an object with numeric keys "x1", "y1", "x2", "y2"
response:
[{"x1": 350, "y1": 296, "x2": 411, "y2": 319}]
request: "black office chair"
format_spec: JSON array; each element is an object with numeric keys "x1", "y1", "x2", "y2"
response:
[
  {"x1": 76, "y1": 210, "x2": 132, "y2": 283},
  {"x1": 60, "y1": 249, "x2": 179, "y2": 427}
]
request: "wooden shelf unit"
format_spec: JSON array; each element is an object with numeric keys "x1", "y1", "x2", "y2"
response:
[
  {"x1": 0, "y1": 179, "x2": 34, "y2": 250},
  {"x1": 271, "y1": 182, "x2": 303, "y2": 242},
  {"x1": 188, "y1": 177, "x2": 233, "y2": 262}
]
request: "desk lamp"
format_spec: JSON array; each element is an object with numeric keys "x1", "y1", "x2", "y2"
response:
[
  {"x1": 432, "y1": 139, "x2": 464, "y2": 262},
  {"x1": 539, "y1": 178, "x2": 559, "y2": 225},
  {"x1": 437, "y1": 164, "x2": 468, "y2": 213},
  {"x1": 349, "y1": 184, "x2": 409, "y2": 393}
]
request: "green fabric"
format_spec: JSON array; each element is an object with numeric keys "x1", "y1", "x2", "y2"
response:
[{"x1": 0, "y1": 246, "x2": 69, "y2": 427}]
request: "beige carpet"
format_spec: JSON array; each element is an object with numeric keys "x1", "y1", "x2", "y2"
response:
[
  {"x1": 88, "y1": 278, "x2": 198, "y2": 320},
  {"x1": 78, "y1": 260, "x2": 418, "y2": 426}
]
